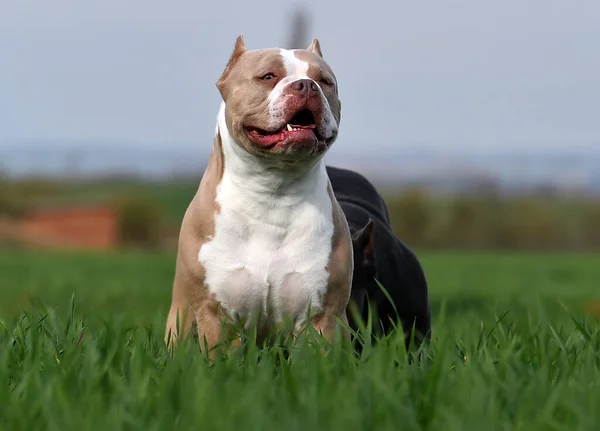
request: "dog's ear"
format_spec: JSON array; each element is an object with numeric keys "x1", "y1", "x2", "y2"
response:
[
  {"x1": 216, "y1": 35, "x2": 248, "y2": 97},
  {"x1": 352, "y1": 218, "x2": 376, "y2": 273},
  {"x1": 307, "y1": 38, "x2": 323, "y2": 58}
]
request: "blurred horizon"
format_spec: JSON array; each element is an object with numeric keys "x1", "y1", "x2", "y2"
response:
[{"x1": 2, "y1": 140, "x2": 600, "y2": 195}]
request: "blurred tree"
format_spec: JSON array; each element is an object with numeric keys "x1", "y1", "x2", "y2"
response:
[
  {"x1": 388, "y1": 187, "x2": 432, "y2": 246},
  {"x1": 114, "y1": 194, "x2": 167, "y2": 249}
]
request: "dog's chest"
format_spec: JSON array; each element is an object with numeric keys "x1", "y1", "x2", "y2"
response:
[{"x1": 198, "y1": 180, "x2": 334, "y2": 330}]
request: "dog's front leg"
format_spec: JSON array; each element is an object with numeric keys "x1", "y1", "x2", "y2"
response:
[
  {"x1": 165, "y1": 296, "x2": 195, "y2": 349},
  {"x1": 310, "y1": 308, "x2": 351, "y2": 348},
  {"x1": 195, "y1": 302, "x2": 243, "y2": 359}
]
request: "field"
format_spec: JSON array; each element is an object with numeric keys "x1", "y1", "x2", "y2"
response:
[{"x1": 1, "y1": 249, "x2": 599, "y2": 430}]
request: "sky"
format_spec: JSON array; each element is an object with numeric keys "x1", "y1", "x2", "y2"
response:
[{"x1": 1, "y1": 0, "x2": 599, "y2": 158}]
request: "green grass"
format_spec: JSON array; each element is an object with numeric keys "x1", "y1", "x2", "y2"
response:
[{"x1": 1, "y1": 250, "x2": 600, "y2": 430}]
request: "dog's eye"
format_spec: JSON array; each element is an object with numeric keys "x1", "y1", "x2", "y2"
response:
[
  {"x1": 261, "y1": 73, "x2": 276, "y2": 81},
  {"x1": 320, "y1": 77, "x2": 334, "y2": 87}
]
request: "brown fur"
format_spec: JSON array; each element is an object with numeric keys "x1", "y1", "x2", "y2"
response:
[
  {"x1": 311, "y1": 184, "x2": 354, "y2": 343},
  {"x1": 165, "y1": 134, "x2": 231, "y2": 352},
  {"x1": 307, "y1": 38, "x2": 323, "y2": 58}
]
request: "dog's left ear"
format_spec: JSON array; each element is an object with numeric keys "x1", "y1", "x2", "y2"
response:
[
  {"x1": 307, "y1": 38, "x2": 323, "y2": 58},
  {"x1": 352, "y1": 218, "x2": 376, "y2": 270},
  {"x1": 216, "y1": 34, "x2": 248, "y2": 98}
]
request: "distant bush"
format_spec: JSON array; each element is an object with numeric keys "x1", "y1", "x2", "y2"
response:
[
  {"x1": 495, "y1": 198, "x2": 564, "y2": 250},
  {"x1": 8, "y1": 178, "x2": 67, "y2": 198},
  {"x1": 389, "y1": 188, "x2": 432, "y2": 245},
  {"x1": 0, "y1": 178, "x2": 70, "y2": 218},
  {"x1": 0, "y1": 182, "x2": 27, "y2": 218},
  {"x1": 113, "y1": 195, "x2": 168, "y2": 249},
  {"x1": 386, "y1": 189, "x2": 600, "y2": 250},
  {"x1": 579, "y1": 202, "x2": 600, "y2": 250}
]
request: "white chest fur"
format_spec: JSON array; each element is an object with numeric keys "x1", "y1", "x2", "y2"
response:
[
  {"x1": 198, "y1": 143, "x2": 334, "y2": 333},
  {"x1": 198, "y1": 166, "x2": 333, "y2": 331}
]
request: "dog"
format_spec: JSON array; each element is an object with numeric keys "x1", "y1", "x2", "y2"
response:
[
  {"x1": 326, "y1": 166, "x2": 432, "y2": 352},
  {"x1": 165, "y1": 36, "x2": 353, "y2": 355}
]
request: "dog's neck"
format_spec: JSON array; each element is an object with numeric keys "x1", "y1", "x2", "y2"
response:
[{"x1": 215, "y1": 102, "x2": 327, "y2": 202}]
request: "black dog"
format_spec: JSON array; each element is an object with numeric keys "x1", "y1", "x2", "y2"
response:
[{"x1": 326, "y1": 166, "x2": 432, "y2": 352}]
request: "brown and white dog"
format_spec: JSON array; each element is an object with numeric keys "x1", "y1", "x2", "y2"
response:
[{"x1": 165, "y1": 36, "x2": 353, "y2": 355}]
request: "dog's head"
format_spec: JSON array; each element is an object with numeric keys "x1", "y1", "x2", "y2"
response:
[{"x1": 216, "y1": 35, "x2": 341, "y2": 162}]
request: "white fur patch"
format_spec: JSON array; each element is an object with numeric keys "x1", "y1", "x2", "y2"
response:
[{"x1": 198, "y1": 104, "x2": 335, "y2": 333}]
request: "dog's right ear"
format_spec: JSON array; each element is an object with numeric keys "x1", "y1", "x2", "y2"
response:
[
  {"x1": 216, "y1": 35, "x2": 248, "y2": 97},
  {"x1": 352, "y1": 218, "x2": 376, "y2": 274}
]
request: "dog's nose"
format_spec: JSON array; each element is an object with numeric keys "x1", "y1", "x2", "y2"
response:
[{"x1": 290, "y1": 79, "x2": 319, "y2": 94}]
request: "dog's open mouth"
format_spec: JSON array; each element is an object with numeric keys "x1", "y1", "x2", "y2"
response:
[{"x1": 245, "y1": 109, "x2": 319, "y2": 149}]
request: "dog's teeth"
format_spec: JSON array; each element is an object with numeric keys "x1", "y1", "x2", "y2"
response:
[{"x1": 286, "y1": 124, "x2": 293, "y2": 132}]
